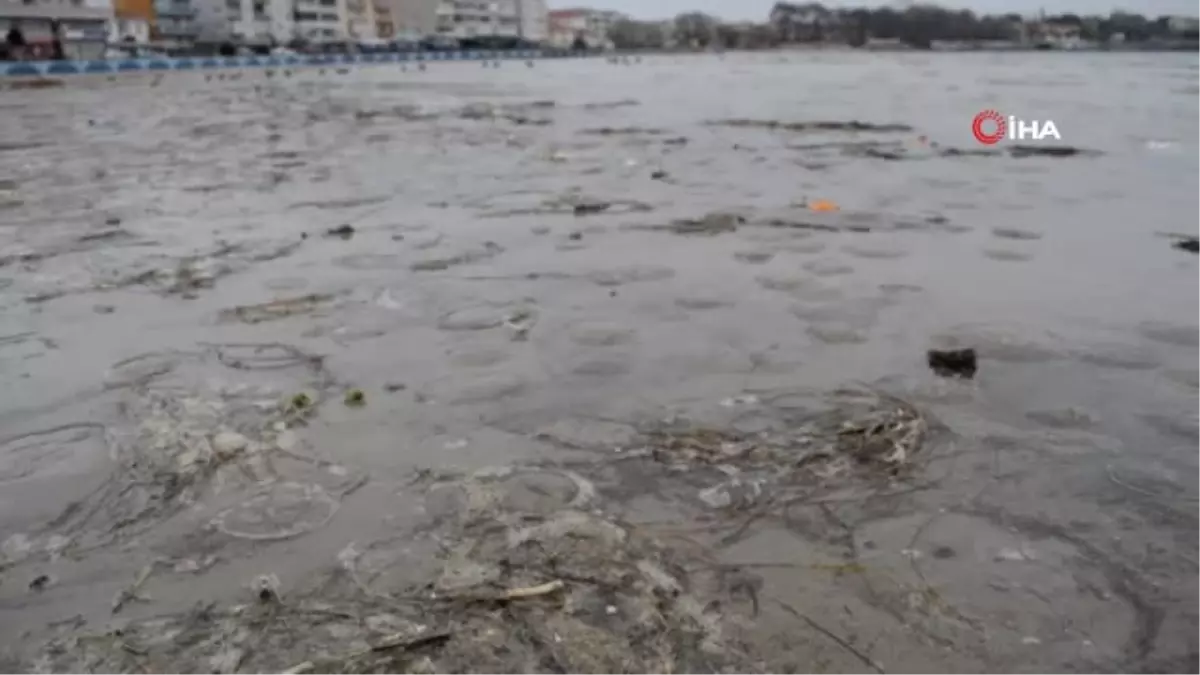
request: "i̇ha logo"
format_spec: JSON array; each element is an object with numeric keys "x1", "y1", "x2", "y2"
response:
[{"x1": 972, "y1": 109, "x2": 1061, "y2": 145}]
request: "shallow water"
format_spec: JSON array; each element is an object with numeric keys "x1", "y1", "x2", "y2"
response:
[{"x1": 1, "y1": 52, "x2": 1197, "y2": 672}]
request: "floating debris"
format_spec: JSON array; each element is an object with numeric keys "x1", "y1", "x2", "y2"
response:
[
  {"x1": 580, "y1": 126, "x2": 665, "y2": 136},
  {"x1": 220, "y1": 294, "x2": 333, "y2": 324},
  {"x1": 325, "y1": 225, "x2": 356, "y2": 240},
  {"x1": 1171, "y1": 239, "x2": 1200, "y2": 254},
  {"x1": 709, "y1": 119, "x2": 914, "y2": 133},
  {"x1": 927, "y1": 348, "x2": 978, "y2": 379},
  {"x1": 573, "y1": 201, "x2": 611, "y2": 216},
  {"x1": 644, "y1": 212, "x2": 743, "y2": 236}
]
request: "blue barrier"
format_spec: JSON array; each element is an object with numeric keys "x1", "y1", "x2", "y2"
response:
[{"x1": 1, "y1": 49, "x2": 590, "y2": 78}]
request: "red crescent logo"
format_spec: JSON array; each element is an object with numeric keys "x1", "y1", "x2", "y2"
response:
[{"x1": 972, "y1": 110, "x2": 1006, "y2": 145}]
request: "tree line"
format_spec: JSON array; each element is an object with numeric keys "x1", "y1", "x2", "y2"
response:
[{"x1": 607, "y1": 2, "x2": 1200, "y2": 51}]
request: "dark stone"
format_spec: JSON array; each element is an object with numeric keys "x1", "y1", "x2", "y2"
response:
[
  {"x1": 29, "y1": 574, "x2": 50, "y2": 591},
  {"x1": 568, "y1": 231, "x2": 583, "y2": 241},
  {"x1": 651, "y1": 170, "x2": 668, "y2": 180},
  {"x1": 932, "y1": 546, "x2": 956, "y2": 559},
  {"x1": 927, "y1": 348, "x2": 977, "y2": 379},
  {"x1": 325, "y1": 225, "x2": 355, "y2": 239},
  {"x1": 1172, "y1": 237, "x2": 1198, "y2": 254},
  {"x1": 573, "y1": 202, "x2": 611, "y2": 216}
]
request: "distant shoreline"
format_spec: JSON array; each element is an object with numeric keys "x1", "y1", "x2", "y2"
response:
[{"x1": 2, "y1": 44, "x2": 1194, "y2": 86}]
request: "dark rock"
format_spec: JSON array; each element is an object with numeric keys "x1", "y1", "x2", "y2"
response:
[
  {"x1": 29, "y1": 574, "x2": 51, "y2": 591},
  {"x1": 670, "y1": 212, "x2": 743, "y2": 235},
  {"x1": 1007, "y1": 145, "x2": 1097, "y2": 159},
  {"x1": 325, "y1": 225, "x2": 355, "y2": 239},
  {"x1": 932, "y1": 546, "x2": 956, "y2": 559},
  {"x1": 710, "y1": 119, "x2": 913, "y2": 133},
  {"x1": 568, "y1": 232, "x2": 583, "y2": 241},
  {"x1": 651, "y1": 170, "x2": 668, "y2": 180},
  {"x1": 1172, "y1": 237, "x2": 1199, "y2": 254},
  {"x1": 384, "y1": 382, "x2": 407, "y2": 392},
  {"x1": 927, "y1": 348, "x2": 977, "y2": 379},
  {"x1": 104, "y1": 216, "x2": 121, "y2": 226},
  {"x1": 573, "y1": 202, "x2": 611, "y2": 216}
]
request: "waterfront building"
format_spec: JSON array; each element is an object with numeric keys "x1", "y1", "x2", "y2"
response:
[
  {"x1": 547, "y1": 7, "x2": 620, "y2": 49},
  {"x1": 344, "y1": 0, "x2": 375, "y2": 39},
  {"x1": 0, "y1": 0, "x2": 111, "y2": 58},
  {"x1": 152, "y1": 0, "x2": 196, "y2": 42},
  {"x1": 385, "y1": 0, "x2": 545, "y2": 42}
]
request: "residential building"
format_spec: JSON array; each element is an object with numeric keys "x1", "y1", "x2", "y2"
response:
[
  {"x1": 436, "y1": 0, "x2": 521, "y2": 39},
  {"x1": 0, "y1": 0, "x2": 111, "y2": 58},
  {"x1": 547, "y1": 7, "x2": 620, "y2": 48},
  {"x1": 372, "y1": 0, "x2": 392, "y2": 37},
  {"x1": 385, "y1": 0, "x2": 545, "y2": 41},
  {"x1": 290, "y1": 0, "x2": 340, "y2": 41},
  {"x1": 344, "y1": 0, "x2": 374, "y2": 39},
  {"x1": 111, "y1": 0, "x2": 154, "y2": 42},
  {"x1": 1167, "y1": 15, "x2": 1199, "y2": 35},
  {"x1": 384, "y1": 0, "x2": 434, "y2": 38},
  {"x1": 152, "y1": 0, "x2": 196, "y2": 41},
  {"x1": 518, "y1": 0, "x2": 543, "y2": 41},
  {"x1": 190, "y1": 0, "x2": 231, "y2": 42}
]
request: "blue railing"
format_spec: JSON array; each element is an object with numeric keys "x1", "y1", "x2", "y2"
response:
[{"x1": 1, "y1": 49, "x2": 592, "y2": 78}]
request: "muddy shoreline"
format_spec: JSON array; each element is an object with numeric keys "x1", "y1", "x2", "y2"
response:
[{"x1": 1, "y1": 52, "x2": 1197, "y2": 672}]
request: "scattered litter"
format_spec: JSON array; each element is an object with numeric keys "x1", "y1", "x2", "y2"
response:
[{"x1": 808, "y1": 199, "x2": 840, "y2": 212}]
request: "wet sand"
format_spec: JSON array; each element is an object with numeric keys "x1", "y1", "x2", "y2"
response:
[{"x1": 1, "y1": 52, "x2": 1197, "y2": 672}]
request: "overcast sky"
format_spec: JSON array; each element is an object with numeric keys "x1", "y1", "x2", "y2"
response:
[{"x1": 546, "y1": 0, "x2": 1200, "y2": 21}]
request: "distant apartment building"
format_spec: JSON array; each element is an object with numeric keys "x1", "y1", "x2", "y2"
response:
[
  {"x1": 437, "y1": 0, "x2": 519, "y2": 38},
  {"x1": 0, "y1": 0, "x2": 111, "y2": 57},
  {"x1": 1167, "y1": 15, "x2": 1199, "y2": 35},
  {"x1": 291, "y1": 0, "x2": 340, "y2": 41},
  {"x1": 344, "y1": 0, "x2": 374, "y2": 39},
  {"x1": 547, "y1": 7, "x2": 620, "y2": 48},
  {"x1": 384, "y1": 0, "x2": 432, "y2": 37},
  {"x1": 385, "y1": 0, "x2": 544, "y2": 41},
  {"x1": 372, "y1": 0, "x2": 392, "y2": 37},
  {"x1": 194, "y1": 0, "x2": 361, "y2": 44},
  {"x1": 111, "y1": 0, "x2": 153, "y2": 41},
  {"x1": 153, "y1": 0, "x2": 196, "y2": 41},
  {"x1": 518, "y1": 0, "x2": 544, "y2": 41}
]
